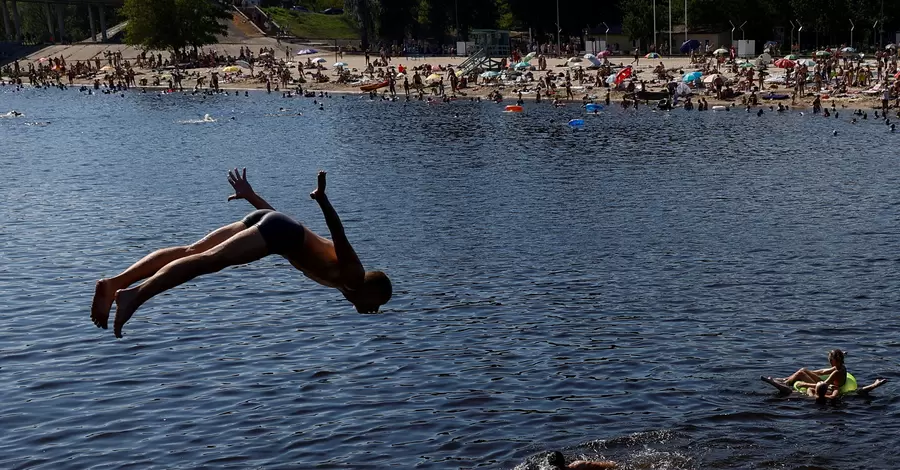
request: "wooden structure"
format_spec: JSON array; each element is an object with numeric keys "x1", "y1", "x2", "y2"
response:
[{"x1": 458, "y1": 28, "x2": 510, "y2": 75}]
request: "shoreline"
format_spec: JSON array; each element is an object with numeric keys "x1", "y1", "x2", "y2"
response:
[{"x1": 5, "y1": 79, "x2": 894, "y2": 114}]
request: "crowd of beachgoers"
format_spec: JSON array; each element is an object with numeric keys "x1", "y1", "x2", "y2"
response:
[{"x1": 2, "y1": 42, "x2": 900, "y2": 118}]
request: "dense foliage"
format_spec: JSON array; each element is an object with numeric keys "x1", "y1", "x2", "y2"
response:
[
  {"x1": 337, "y1": 0, "x2": 898, "y2": 48},
  {"x1": 4, "y1": 4, "x2": 121, "y2": 44},
  {"x1": 619, "y1": 0, "x2": 898, "y2": 48},
  {"x1": 122, "y1": 0, "x2": 231, "y2": 53}
]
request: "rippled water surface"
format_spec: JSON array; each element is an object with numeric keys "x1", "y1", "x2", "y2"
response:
[{"x1": 2, "y1": 87, "x2": 900, "y2": 469}]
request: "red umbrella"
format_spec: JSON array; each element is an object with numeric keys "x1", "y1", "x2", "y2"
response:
[
  {"x1": 774, "y1": 58, "x2": 795, "y2": 68},
  {"x1": 614, "y1": 66, "x2": 633, "y2": 85}
]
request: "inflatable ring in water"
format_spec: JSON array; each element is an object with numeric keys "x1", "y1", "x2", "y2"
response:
[
  {"x1": 505, "y1": 105, "x2": 524, "y2": 113},
  {"x1": 794, "y1": 373, "x2": 858, "y2": 395},
  {"x1": 585, "y1": 103, "x2": 603, "y2": 112},
  {"x1": 568, "y1": 118, "x2": 585, "y2": 127},
  {"x1": 712, "y1": 105, "x2": 727, "y2": 111}
]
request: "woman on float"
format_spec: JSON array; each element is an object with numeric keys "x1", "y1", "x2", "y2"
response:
[{"x1": 761, "y1": 349, "x2": 887, "y2": 398}]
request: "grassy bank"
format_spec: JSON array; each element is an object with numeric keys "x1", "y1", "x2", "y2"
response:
[{"x1": 264, "y1": 7, "x2": 359, "y2": 40}]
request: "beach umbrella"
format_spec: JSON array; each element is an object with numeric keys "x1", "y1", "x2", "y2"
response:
[
  {"x1": 645, "y1": 52, "x2": 660, "y2": 59},
  {"x1": 815, "y1": 50, "x2": 831, "y2": 57},
  {"x1": 682, "y1": 71, "x2": 702, "y2": 82},
  {"x1": 614, "y1": 66, "x2": 633, "y2": 85},
  {"x1": 426, "y1": 73, "x2": 442, "y2": 82},
  {"x1": 480, "y1": 71, "x2": 500, "y2": 78},
  {"x1": 784, "y1": 54, "x2": 798, "y2": 60},
  {"x1": 514, "y1": 61, "x2": 530, "y2": 69},
  {"x1": 886, "y1": 44, "x2": 897, "y2": 50},
  {"x1": 333, "y1": 62, "x2": 348, "y2": 67},
  {"x1": 296, "y1": 49, "x2": 317, "y2": 55},
  {"x1": 584, "y1": 53, "x2": 597, "y2": 60},
  {"x1": 702, "y1": 73, "x2": 722, "y2": 84},
  {"x1": 713, "y1": 48, "x2": 728, "y2": 55},
  {"x1": 235, "y1": 60, "x2": 251, "y2": 69},
  {"x1": 310, "y1": 57, "x2": 325, "y2": 63},
  {"x1": 774, "y1": 58, "x2": 795, "y2": 68},
  {"x1": 221, "y1": 65, "x2": 241, "y2": 73},
  {"x1": 680, "y1": 39, "x2": 700, "y2": 53},
  {"x1": 841, "y1": 47, "x2": 856, "y2": 53},
  {"x1": 523, "y1": 52, "x2": 536, "y2": 62},
  {"x1": 396, "y1": 73, "x2": 405, "y2": 79},
  {"x1": 798, "y1": 59, "x2": 816, "y2": 67},
  {"x1": 758, "y1": 53, "x2": 772, "y2": 64},
  {"x1": 676, "y1": 81, "x2": 691, "y2": 96}
]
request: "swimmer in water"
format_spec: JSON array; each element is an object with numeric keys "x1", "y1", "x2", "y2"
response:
[
  {"x1": 761, "y1": 349, "x2": 887, "y2": 398},
  {"x1": 91, "y1": 169, "x2": 392, "y2": 338},
  {"x1": 546, "y1": 451, "x2": 617, "y2": 469}
]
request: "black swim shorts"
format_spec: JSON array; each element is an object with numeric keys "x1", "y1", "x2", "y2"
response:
[{"x1": 241, "y1": 209, "x2": 306, "y2": 257}]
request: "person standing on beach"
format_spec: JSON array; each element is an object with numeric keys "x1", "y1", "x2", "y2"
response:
[{"x1": 90, "y1": 169, "x2": 392, "y2": 338}]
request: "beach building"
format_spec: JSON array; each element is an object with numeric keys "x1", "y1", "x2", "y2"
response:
[
  {"x1": 583, "y1": 24, "x2": 639, "y2": 55},
  {"x1": 664, "y1": 25, "x2": 731, "y2": 54}
]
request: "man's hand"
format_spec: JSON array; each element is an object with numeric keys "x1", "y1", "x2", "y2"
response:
[
  {"x1": 227, "y1": 167, "x2": 255, "y2": 201},
  {"x1": 309, "y1": 170, "x2": 326, "y2": 201}
]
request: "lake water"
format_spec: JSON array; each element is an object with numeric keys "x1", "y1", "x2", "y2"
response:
[{"x1": 1, "y1": 86, "x2": 899, "y2": 469}]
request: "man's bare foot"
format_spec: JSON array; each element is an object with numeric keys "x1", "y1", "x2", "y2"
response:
[
  {"x1": 113, "y1": 288, "x2": 140, "y2": 338},
  {"x1": 91, "y1": 279, "x2": 118, "y2": 329},
  {"x1": 761, "y1": 376, "x2": 793, "y2": 394}
]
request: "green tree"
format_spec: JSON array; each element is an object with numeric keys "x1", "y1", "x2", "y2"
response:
[
  {"x1": 123, "y1": 0, "x2": 229, "y2": 54},
  {"x1": 377, "y1": 0, "x2": 417, "y2": 42},
  {"x1": 345, "y1": 0, "x2": 377, "y2": 49},
  {"x1": 620, "y1": 0, "x2": 653, "y2": 43},
  {"x1": 178, "y1": 0, "x2": 230, "y2": 50}
]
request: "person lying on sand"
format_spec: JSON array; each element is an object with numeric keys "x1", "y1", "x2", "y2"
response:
[
  {"x1": 91, "y1": 169, "x2": 392, "y2": 338},
  {"x1": 546, "y1": 450, "x2": 617, "y2": 469},
  {"x1": 761, "y1": 349, "x2": 887, "y2": 398}
]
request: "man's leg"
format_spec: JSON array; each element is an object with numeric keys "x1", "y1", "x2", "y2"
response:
[
  {"x1": 91, "y1": 221, "x2": 248, "y2": 329},
  {"x1": 857, "y1": 378, "x2": 887, "y2": 395},
  {"x1": 760, "y1": 376, "x2": 793, "y2": 394},
  {"x1": 112, "y1": 226, "x2": 269, "y2": 338}
]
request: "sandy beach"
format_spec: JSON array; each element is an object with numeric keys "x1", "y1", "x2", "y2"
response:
[{"x1": 2, "y1": 23, "x2": 899, "y2": 112}]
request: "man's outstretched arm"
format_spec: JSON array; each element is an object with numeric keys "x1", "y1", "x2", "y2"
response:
[
  {"x1": 228, "y1": 168, "x2": 275, "y2": 210},
  {"x1": 309, "y1": 171, "x2": 365, "y2": 289}
]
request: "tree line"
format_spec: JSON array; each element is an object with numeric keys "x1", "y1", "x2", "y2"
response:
[
  {"x1": 346, "y1": 0, "x2": 898, "y2": 49},
  {"x1": 8, "y1": 0, "x2": 895, "y2": 54},
  {"x1": 619, "y1": 0, "x2": 897, "y2": 50}
]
